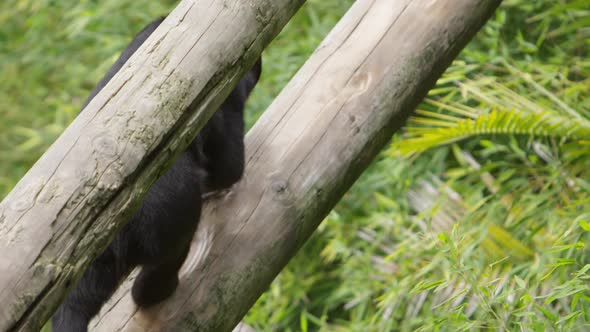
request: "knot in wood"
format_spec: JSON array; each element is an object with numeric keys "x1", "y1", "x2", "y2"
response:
[
  {"x1": 255, "y1": 0, "x2": 274, "y2": 25},
  {"x1": 11, "y1": 198, "x2": 33, "y2": 212},
  {"x1": 271, "y1": 180, "x2": 287, "y2": 194},
  {"x1": 93, "y1": 134, "x2": 118, "y2": 157},
  {"x1": 11, "y1": 179, "x2": 44, "y2": 212},
  {"x1": 268, "y1": 177, "x2": 295, "y2": 207}
]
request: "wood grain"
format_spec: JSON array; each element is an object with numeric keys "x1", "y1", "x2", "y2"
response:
[
  {"x1": 0, "y1": 0, "x2": 305, "y2": 330},
  {"x1": 90, "y1": 0, "x2": 502, "y2": 330}
]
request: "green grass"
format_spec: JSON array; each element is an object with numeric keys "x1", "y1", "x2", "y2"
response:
[
  {"x1": 2, "y1": 0, "x2": 589, "y2": 331},
  {"x1": 246, "y1": 1, "x2": 590, "y2": 331}
]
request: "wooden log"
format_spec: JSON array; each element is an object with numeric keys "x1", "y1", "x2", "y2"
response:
[
  {"x1": 0, "y1": 0, "x2": 306, "y2": 330},
  {"x1": 91, "y1": 0, "x2": 503, "y2": 330}
]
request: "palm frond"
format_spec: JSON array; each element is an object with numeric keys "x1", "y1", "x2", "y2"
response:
[{"x1": 392, "y1": 108, "x2": 590, "y2": 156}]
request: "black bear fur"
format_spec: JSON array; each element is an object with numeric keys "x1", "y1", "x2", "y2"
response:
[{"x1": 52, "y1": 17, "x2": 261, "y2": 331}]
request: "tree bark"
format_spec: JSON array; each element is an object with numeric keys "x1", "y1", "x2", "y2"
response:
[
  {"x1": 90, "y1": 0, "x2": 503, "y2": 331},
  {"x1": 0, "y1": 0, "x2": 305, "y2": 330}
]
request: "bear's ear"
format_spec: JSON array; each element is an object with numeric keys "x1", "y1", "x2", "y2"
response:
[
  {"x1": 239, "y1": 57, "x2": 262, "y2": 100},
  {"x1": 251, "y1": 57, "x2": 262, "y2": 84}
]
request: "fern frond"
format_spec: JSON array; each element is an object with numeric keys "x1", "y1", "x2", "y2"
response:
[{"x1": 393, "y1": 109, "x2": 590, "y2": 156}]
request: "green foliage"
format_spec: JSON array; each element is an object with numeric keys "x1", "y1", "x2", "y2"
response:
[
  {"x1": 394, "y1": 105, "x2": 590, "y2": 156},
  {"x1": 0, "y1": 0, "x2": 178, "y2": 197},
  {"x1": 248, "y1": 0, "x2": 590, "y2": 330},
  {"x1": 2, "y1": 0, "x2": 589, "y2": 331}
]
